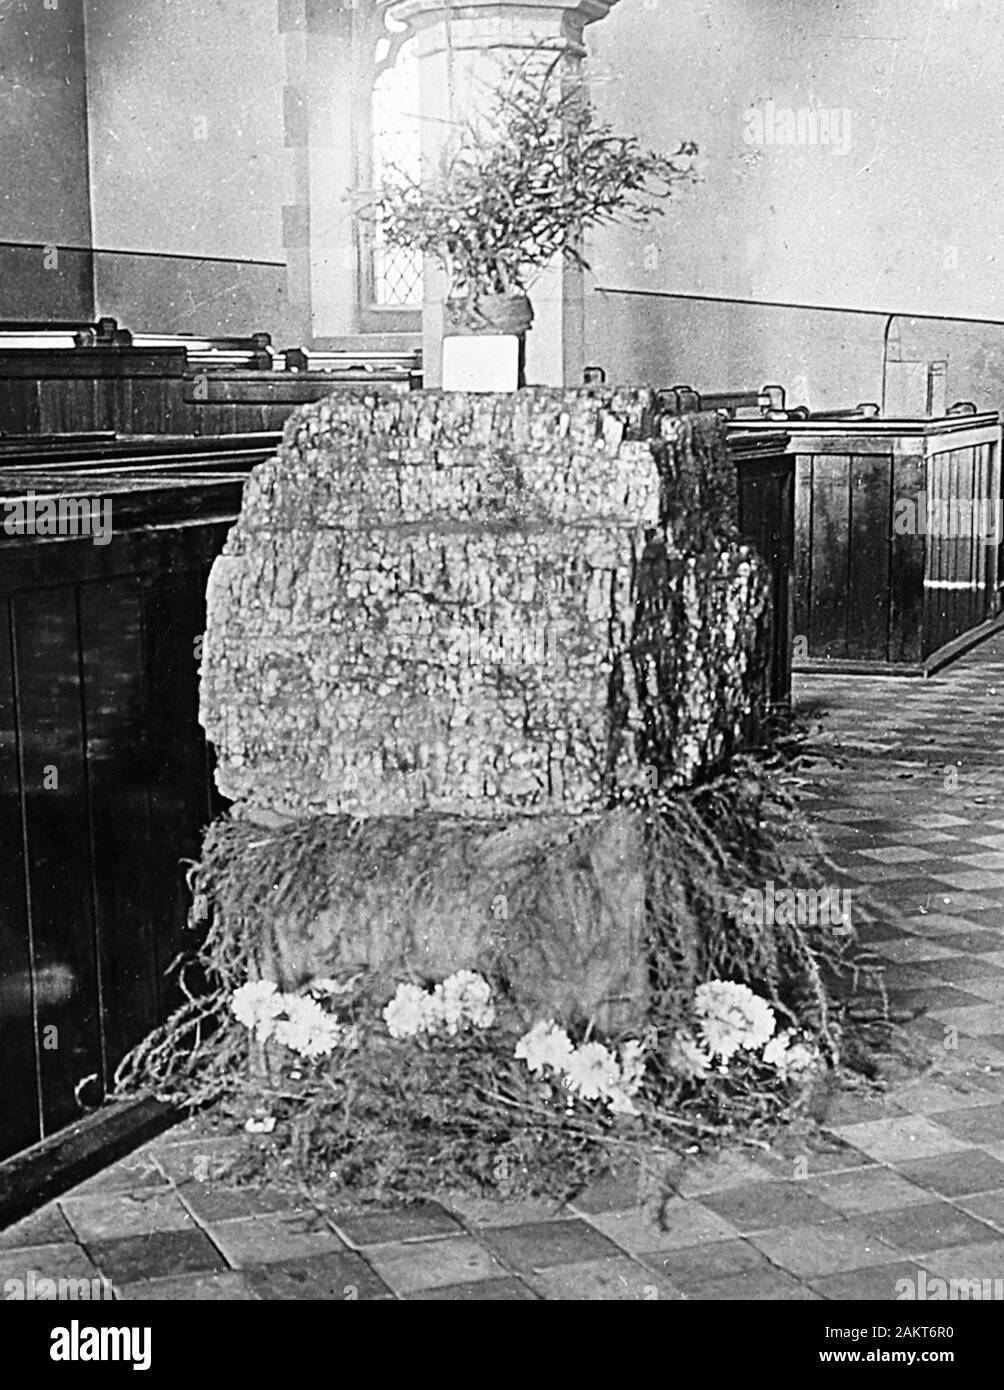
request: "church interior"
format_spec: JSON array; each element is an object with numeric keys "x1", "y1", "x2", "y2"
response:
[{"x1": 3, "y1": 0, "x2": 1004, "y2": 1317}]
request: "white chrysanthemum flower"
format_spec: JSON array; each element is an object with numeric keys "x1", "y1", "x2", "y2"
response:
[
  {"x1": 383, "y1": 982, "x2": 433, "y2": 1039},
  {"x1": 764, "y1": 1029, "x2": 817, "y2": 1076},
  {"x1": 762, "y1": 1029, "x2": 794, "y2": 1069},
  {"x1": 515, "y1": 1020, "x2": 574, "y2": 1076},
  {"x1": 667, "y1": 1030, "x2": 713, "y2": 1080},
  {"x1": 563, "y1": 1041, "x2": 621, "y2": 1102},
  {"x1": 785, "y1": 1043, "x2": 817, "y2": 1073},
  {"x1": 694, "y1": 981, "x2": 776, "y2": 1063},
  {"x1": 440, "y1": 970, "x2": 495, "y2": 1031},
  {"x1": 230, "y1": 980, "x2": 285, "y2": 1041},
  {"x1": 272, "y1": 995, "x2": 343, "y2": 1058}
]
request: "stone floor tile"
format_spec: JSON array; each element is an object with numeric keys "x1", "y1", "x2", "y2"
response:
[
  {"x1": 955, "y1": 1190, "x2": 1004, "y2": 1230},
  {"x1": 809, "y1": 1261, "x2": 927, "y2": 1300},
  {"x1": 686, "y1": 1268, "x2": 820, "y2": 1300},
  {"x1": 747, "y1": 1221, "x2": 902, "y2": 1277},
  {"x1": 479, "y1": 1218, "x2": 623, "y2": 1273},
  {"x1": 859, "y1": 846, "x2": 936, "y2": 865},
  {"x1": 583, "y1": 1197, "x2": 738, "y2": 1254},
  {"x1": 901, "y1": 915, "x2": 980, "y2": 937},
  {"x1": 243, "y1": 1251, "x2": 393, "y2": 1301},
  {"x1": 638, "y1": 1237, "x2": 769, "y2": 1292},
  {"x1": 567, "y1": 1159, "x2": 645, "y2": 1213},
  {"x1": 892, "y1": 1149, "x2": 1004, "y2": 1197},
  {"x1": 871, "y1": 939, "x2": 962, "y2": 964},
  {"x1": 891, "y1": 1078, "x2": 1000, "y2": 1114},
  {"x1": 937, "y1": 931, "x2": 1004, "y2": 954},
  {"x1": 920, "y1": 894, "x2": 1000, "y2": 915},
  {"x1": 444, "y1": 1194, "x2": 569, "y2": 1228},
  {"x1": 868, "y1": 1201, "x2": 1001, "y2": 1254},
  {"x1": 209, "y1": 1212, "x2": 347, "y2": 1267},
  {"x1": 930, "y1": 870, "x2": 1004, "y2": 892},
  {"x1": 954, "y1": 851, "x2": 1004, "y2": 871},
  {"x1": 906, "y1": 814, "x2": 973, "y2": 831},
  {"x1": 59, "y1": 1191, "x2": 196, "y2": 1242},
  {"x1": 929, "y1": 957, "x2": 1004, "y2": 984},
  {"x1": 930, "y1": 1003, "x2": 1004, "y2": 1036},
  {"x1": 89, "y1": 1230, "x2": 227, "y2": 1285},
  {"x1": 805, "y1": 1168, "x2": 930, "y2": 1215},
  {"x1": 961, "y1": 982, "x2": 1004, "y2": 1005},
  {"x1": 60, "y1": 1155, "x2": 169, "y2": 1198},
  {"x1": 147, "y1": 1138, "x2": 247, "y2": 1185},
  {"x1": 0, "y1": 1242, "x2": 102, "y2": 1285},
  {"x1": 819, "y1": 1092, "x2": 908, "y2": 1126},
  {"x1": 176, "y1": 1182, "x2": 313, "y2": 1224},
  {"x1": 752, "y1": 1132, "x2": 874, "y2": 1179},
  {"x1": 405, "y1": 1277, "x2": 538, "y2": 1301},
  {"x1": 527, "y1": 1255, "x2": 686, "y2": 1301},
  {"x1": 916, "y1": 1240, "x2": 1004, "y2": 1281},
  {"x1": 0, "y1": 1204, "x2": 74, "y2": 1249},
  {"x1": 826, "y1": 1117, "x2": 966, "y2": 1162},
  {"x1": 927, "y1": 1103, "x2": 1004, "y2": 1144},
  {"x1": 889, "y1": 986, "x2": 986, "y2": 1014},
  {"x1": 117, "y1": 1272, "x2": 258, "y2": 1301},
  {"x1": 696, "y1": 1180, "x2": 842, "y2": 1232},
  {"x1": 668, "y1": 1151, "x2": 775, "y2": 1197},
  {"x1": 364, "y1": 1235, "x2": 507, "y2": 1293},
  {"x1": 330, "y1": 1202, "x2": 462, "y2": 1248}
]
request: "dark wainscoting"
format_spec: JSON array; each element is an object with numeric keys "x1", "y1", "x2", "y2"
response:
[{"x1": 0, "y1": 447, "x2": 269, "y2": 1161}]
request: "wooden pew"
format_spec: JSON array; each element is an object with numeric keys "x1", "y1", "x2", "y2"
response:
[
  {"x1": 0, "y1": 344, "x2": 190, "y2": 434},
  {"x1": 0, "y1": 436, "x2": 266, "y2": 1166},
  {"x1": 132, "y1": 331, "x2": 275, "y2": 370},
  {"x1": 0, "y1": 322, "x2": 422, "y2": 436},
  {"x1": 658, "y1": 383, "x2": 787, "y2": 418},
  {"x1": 727, "y1": 426, "x2": 795, "y2": 712},
  {"x1": 729, "y1": 411, "x2": 1004, "y2": 675},
  {"x1": 284, "y1": 345, "x2": 422, "y2": 388},
  {"x1": 0, "y1": 431, "x2": 279, "y2": 475}
]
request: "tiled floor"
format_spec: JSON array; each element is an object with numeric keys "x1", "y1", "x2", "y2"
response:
[{"x1": 4, "y1": 636, "x2": 1004, "y2": 1300}]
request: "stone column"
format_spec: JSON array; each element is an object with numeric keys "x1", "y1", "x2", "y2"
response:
[{"x1": 380, "y1": 0, "x2": 619, "y2": 386}]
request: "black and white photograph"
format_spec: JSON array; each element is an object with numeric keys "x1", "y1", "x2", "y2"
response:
[{"x1": 1, "y1": 0, "x2": 1003, "y2": 1350}]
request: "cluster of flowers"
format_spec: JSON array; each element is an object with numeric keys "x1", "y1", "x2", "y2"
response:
[
  {"x1": 230, "y1": 979, "x2": 345, "y2": 1059},
  {"x1": 515, "y1": 1021, "x2": 646, "y2": 1117},
  {"x1": 667, "y1": 980, "x2": 817, "y2": 1080},
  {"x1": 383, "y1": 971, "x2": 496, "y2": 1039}
]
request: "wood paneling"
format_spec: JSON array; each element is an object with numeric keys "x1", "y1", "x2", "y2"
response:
[
  {"x1": 808, "y1": 455, "x2": 850, "y2": 659},
  {"x1": 738, "y1": 415, "x2": 1003, "y2": 672},
  {"x1": 847, "y1": 453, "x2": 892, "y2": 661},
  {"x1": 0, "y1": 457, "x2": 250, "y2": 1161},
  {"x1": 731, "y1": 432, "x2": 794, "y2": 711}
]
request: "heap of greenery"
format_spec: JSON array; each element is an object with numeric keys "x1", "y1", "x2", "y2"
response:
[{"x1": 115, "y1": 757, "x2": 882, "y2": 1206}]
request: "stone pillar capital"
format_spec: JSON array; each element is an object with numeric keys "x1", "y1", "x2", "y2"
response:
[{"x1": 380, "y1": 0, "x2": 619, "y2": 56}]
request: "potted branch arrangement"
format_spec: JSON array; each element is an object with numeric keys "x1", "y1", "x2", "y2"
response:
[{"x1": 361, "y1": 52, "x2": 699, "y2": 384}]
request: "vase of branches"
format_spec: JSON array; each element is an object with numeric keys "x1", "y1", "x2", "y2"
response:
[{"x1": 361, "y1": 52, "x2": 698, "y2": 384}]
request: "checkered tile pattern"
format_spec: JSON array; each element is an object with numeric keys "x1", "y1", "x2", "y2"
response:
[{"x1": 3, "y1": 638, "x2": 1004, "y2": 1299}]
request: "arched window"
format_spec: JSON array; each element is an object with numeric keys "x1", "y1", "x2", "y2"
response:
[{"x1": 370, "y1": 34, "x2": 422, "y2": 309}]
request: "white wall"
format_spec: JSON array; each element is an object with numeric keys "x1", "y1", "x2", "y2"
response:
[
  {"x1": 83, "y1": 0, "x2": 296, "y2": 337},
  {"x1": 584, "y1": 0, "x2": 1004, "y2": 399}
]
